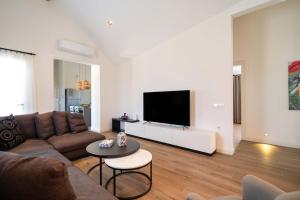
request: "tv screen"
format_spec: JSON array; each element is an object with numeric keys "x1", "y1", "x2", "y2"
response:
[{"x1": 143, "y1": 90, "x2": 190, "y2": 126}]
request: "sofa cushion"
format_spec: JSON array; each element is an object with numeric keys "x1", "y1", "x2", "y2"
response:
[
  {"x1": 47, "y1": 131, "x2": 105, "y2": 153},
  {"x1": 35, "y1": 112, "x2": 55, "y2": 139},
  {"x1": 0, "y1": 115, "x2": 26, "y2": 151},
  {"x1": 14, "y1": 112, "x2": 38, "y2": 138},
  {"x1": 68, "y1": 166, "x2": 117, "y2": 200},
  {"x1": 8, "y1": 139, "x2": 53, "y2": 154},
  {"x1": 22, "y1": 149, "x2": 72, "y2": 167},
  {"x1": 68, "y1": 113, "x2": 88, "y2": 133},
  {"x1": 53, "y1": 111, "x2": 69, "y2": 135},
  {"x1": 0, "y1": 151, "x2": 76, "y2": 200},
  {"x1": 63, "y1": 148, "x2": 89, "y2": 160}
]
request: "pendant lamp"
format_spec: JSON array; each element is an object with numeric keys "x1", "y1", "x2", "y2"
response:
[
  {"x1": 76, "y1": 80, "x2": 82, "y2": 90},
  {"x1": 81, "y1": 65, "x2": 91, "y2": 90},
  {"x1": 82, "y1": 80, "x2": 91, "y2": 90},
  {"x1": 76, "y1": 65, "x2": 82, "y2": 90}
]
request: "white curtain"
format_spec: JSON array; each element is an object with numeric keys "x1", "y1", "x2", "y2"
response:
[{"x1": 0, "y1": 49, "x2": 36, "y2": 116}]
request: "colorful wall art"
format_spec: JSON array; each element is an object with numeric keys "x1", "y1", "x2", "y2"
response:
[{"x1": 288, "y1": 60, "x2": 300, "y2": 110}]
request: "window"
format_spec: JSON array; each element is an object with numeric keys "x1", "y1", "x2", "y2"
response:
[
  {"x1": 0, "y1": 50, "x2": 36, "y2": 115},
  {"x1": 233, "y1": 64, "x2": 242, "y2": 75}
]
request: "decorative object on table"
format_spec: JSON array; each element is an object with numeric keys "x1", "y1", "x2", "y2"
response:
[
  {"x1": 117, "y1": 132, "x2": 127, "y2": 147},
  {"x1": 99, "y1": 139, "x2": 114, "y2": 148},
  {"x1": 288, "y1": 60, "x2": 300, "y2": 110},
  {"x1": 121, "y1": 113, "x2": 128, "y2": 120}
]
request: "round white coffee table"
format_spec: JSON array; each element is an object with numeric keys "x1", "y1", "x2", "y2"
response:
[{"x1": 104, "y1": 149, "x2": 152, "y2": 199}]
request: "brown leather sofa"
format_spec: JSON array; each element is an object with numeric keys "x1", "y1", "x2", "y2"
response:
[
  {"x1": 1, "y1": 112, "x2": 117, "y2": 200},
  {"x1": 8, "y1": 112, "x2": 105, "y2": 160}
]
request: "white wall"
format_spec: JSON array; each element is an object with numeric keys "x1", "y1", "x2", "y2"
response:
[
  {"x1": 91, "y1": 65, "x2": 101, "y2": 132},
  {"x1": 116, "y1": 12, "x2": 234, "y2": 154},
  {"x1": 115, "y1": 0, "x2": 282, "y2": 154},
  {"x1": 234, "y1": 0, "x2": 300, "y2": 148},
  {"x1": 0, "y1": 0, "x2": 117, "y2": 131}
]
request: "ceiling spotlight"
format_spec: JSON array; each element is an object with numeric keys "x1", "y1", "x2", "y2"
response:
[{"x1": 107, "y1": 20, "x2": 113, "y2": 27}]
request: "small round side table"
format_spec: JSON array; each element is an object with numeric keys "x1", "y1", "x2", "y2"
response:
[
  {"x1": 86, "y1": 139, "x2": 140, "y2": 186},
  {"x1": 104, "y1": 149, "x2": 152, "y2": 200}
]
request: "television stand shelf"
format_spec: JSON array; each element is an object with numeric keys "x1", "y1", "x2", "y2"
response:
[
  {"x1": 112, "y1": 118, "x2": 139, "y2": 132},
  {"x1": 124, "y1": 122, "x2": 216, "y2": 155}
]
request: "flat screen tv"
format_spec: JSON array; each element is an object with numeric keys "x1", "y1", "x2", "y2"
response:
[{"x1": 143, "y1": 90, "x2": 190, "y2": 126}]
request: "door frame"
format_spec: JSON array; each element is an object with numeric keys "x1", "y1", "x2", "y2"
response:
[{"x1": 53, "y1": 56, "x2": 101, "y2": 132}]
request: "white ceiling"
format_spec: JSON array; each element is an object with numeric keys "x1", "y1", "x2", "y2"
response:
[{"x1": 55, "y1": 0, "x2": 242, "y2": 64}]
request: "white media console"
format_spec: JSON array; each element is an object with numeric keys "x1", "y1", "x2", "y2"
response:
[{"x1": 124, "y1": 122, "x2": 216, "y2": 155}]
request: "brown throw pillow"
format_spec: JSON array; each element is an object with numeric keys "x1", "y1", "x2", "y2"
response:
[
  {"x1": 0, "y1": 151, "x2": 76, "y2": 200},
  {"x1": 14, "y1": 112, "x2": 38, "y2": 138},
  {"x1": 67, "y1": 113, "x2": 88, "y2": 133},
  {"x1": 53, "y1": 111, "x2": 70, "y2": 135},
  {"x1": 0, "y1": 115, "x2": 26, "y2": 151},
  {"x1": 35, "y1": 112, "x2": 55, "y2": 139}
]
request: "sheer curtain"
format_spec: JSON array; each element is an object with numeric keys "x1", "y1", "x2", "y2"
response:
[{"x1": 0, "y1": 49, "x2": 36, "y2": 116}]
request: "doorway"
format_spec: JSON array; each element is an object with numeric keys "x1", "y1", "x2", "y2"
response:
[
  {"x1": 54, "y1": 59, "x2": 92, "y2": 127},
  {"x1": 233, "y1": 64, "x2": 242, "y2": 146}
]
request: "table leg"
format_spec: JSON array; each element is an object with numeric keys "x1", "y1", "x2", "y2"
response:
[
  {"x1": 113, "y1": 169, "x2": 116, "y2": 195},
  {"x1": 150, "y1": 161, "x2": 152, "y2": 181},
  {"x1": 100, "y1": 157, "x2": 102, "y2": 185}
]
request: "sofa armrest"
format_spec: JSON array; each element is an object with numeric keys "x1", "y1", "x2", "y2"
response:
[
  {"x1": 275, "y1": 192, "x2": 300, "y2": 200},
  {"x1": 186, "y1": 192, "x2": 207, "y2": 200},
  {"x1": 243, "y1": 175, "x2": 284, "y2": 200}
]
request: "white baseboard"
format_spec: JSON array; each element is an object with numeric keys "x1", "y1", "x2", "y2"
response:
[
  {"x1": 217, "y1": 147, "x2": 235, "y2": 155},
  {"x1": 243, "y1": 136, "x2": 300, "y2": 149}
]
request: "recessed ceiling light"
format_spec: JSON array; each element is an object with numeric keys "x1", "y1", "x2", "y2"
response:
[{"x1": 107, "y1": 20, "x2": 113, "y2": 27}]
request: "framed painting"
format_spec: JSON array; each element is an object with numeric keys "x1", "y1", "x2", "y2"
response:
[{"x1": 288, "y1": 60, "x2": 300, "y2": 110}]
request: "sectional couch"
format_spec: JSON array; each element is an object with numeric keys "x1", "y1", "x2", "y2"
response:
[
  {"x1": 0, "y1": 111, "x2": 117, "y2": 200},
  {"x1": 7, "y1": 111, "x2": 104, "y2": 159}
]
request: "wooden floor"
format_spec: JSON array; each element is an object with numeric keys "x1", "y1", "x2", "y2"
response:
[{"x1": 74, "y1": 132, "x2": 300, "y2": 200}]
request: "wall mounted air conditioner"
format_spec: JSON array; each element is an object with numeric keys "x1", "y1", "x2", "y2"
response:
[{"x1": 57, "y1": 40, "x2": 96, "y2": 57}]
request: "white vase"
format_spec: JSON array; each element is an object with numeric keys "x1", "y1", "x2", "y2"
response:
[{"x1": 117, "y1": 132, "x2": 127, "y2": 147}]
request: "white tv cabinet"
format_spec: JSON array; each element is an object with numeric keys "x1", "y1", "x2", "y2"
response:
[{"x1": 124, "y1": 122, "x2": 216, "y2": 155}]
